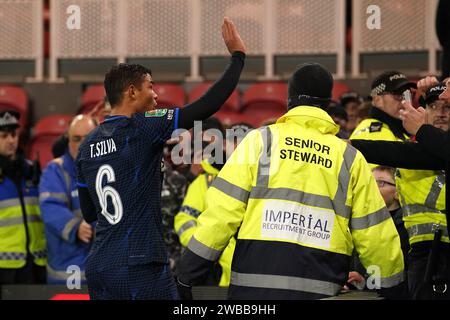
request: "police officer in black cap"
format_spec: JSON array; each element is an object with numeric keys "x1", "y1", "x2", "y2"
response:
[
  {"x1": 350, "y1": 84, "x2": 450, "y2": 300},
  {"x1": 0, "y1": 110, "x2": 47, "y2": 288},
  {"x1": 0, "y1": 111, "x2": 21, "y2": 161},
  {"x1": 350, "y1": 71, "x2": 417, "y2": 162}
]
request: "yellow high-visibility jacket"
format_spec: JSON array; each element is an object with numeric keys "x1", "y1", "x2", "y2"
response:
[
  {"x1": 185, "y1": 106, "x2": 404, "y2": 299},
  {"x1": 350, "y1": 117, "x2": 447, "y2": 246},
  {"x1": 174, "y1": 159, "x2": 235, "y2": 287},
  {"x1": 0, "y1": 159, "x2": 47, "y2": 269},
  {"x1": 350, "y1": 118, "x2": 410, "y2": 169},
  {"x1": 396, "y1": 169, "x2": 447, "y2": 245}
]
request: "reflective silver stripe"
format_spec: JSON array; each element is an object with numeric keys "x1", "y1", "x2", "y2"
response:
[
  {"x1": 350, "y1": 207, "x2": 391, "y2": 230},
  {"x1": 403, "y1": 204, "x2": 442, "y2": 217},
  {"x1": 0, "y1": 214, "x2": 41, "y2": 227},
  {"x1": 256, "y1": 127, "x2": 272, "y2": 187},
  {"x1": 332, "y1": 145, "x2": 357, "y2": 220},
  {"x1": 407, "y1": 223, "x2": 449, "y2": 239},
  {"x1": 177, "y1": 220, "x2": 197, "y2": 236},
  {"x1": 47, "y1": 265, "x2": 86, "y2": 281},
  {"x1": 425, "y1": 174, "x2": 445, "y2": 209},
  {"x1": 0, "y1": 197, "x2": 39, "y2": 209},
  {"x1": 24, "y1": 197, "x2": 40, "y2": 206},
  {"x1": 230, "y1": 271, "x2": 341, "y2": 297},
  {"x1": 0, "y1": 197, "x2": 38, "y2": 209},
  {"x1": 0, "y1": 217, "x2": 23, "y2": 227},
  {"x1": 62, "y1": 170, "x2": 71, "y2": 195},
  {"x1": 39, "y1": 192, "x2": 68, "y2": 202},
  {"x1": 0, "y1": 199, "x2": 20, "y2": 209},
  {"x1": 380, "y1": 271, "x2": 404, "y2": 288},
  {"x1": 250, "y1": 186, "x2": 333, "y2": 210},
  {"x1": 73, "y1": 209, "x2": 83, "y2": 218},
  {"x1": 62, "y1": 217, "x2": 82, "y2": 242},
  {"x1": 62, "y1": 169, "x2": 73, "y2": 210},
  {"x1": 187, "y1": 236, "x2": 222, "y2": 261},
  {"x1": 212, "y1": 177, "x2": 250, "y2": 203}
]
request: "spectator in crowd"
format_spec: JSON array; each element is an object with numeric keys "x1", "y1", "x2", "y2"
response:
[
  {"x1": 326, "y1": 104, "x2": 350, "y2": 139},
  {"x1": 161, "y1": 137, "x2": 189, "y2": 274},
  {"x1": 0, "y1": 110, "x2": 47, "y2": 286},
  {"x1": 175, "y1": 153, "x2": 231, "y2": 287},
  {"x1": 372, "y1": 166, "x2": 409, "y2": 259},
  {"x1": 51, "y1": 100, "x2": 110, "y2": 159},
  {"x1": 175, "y1": 123, "x2": 252, "y2": 287},
  {"x1": 351, "y1": 82, "x2": 449, "y2": 299},
  {"x1": 39, "y1": 115, "x2": 97, "y2": 284},
  {"x1": 340, "y1": 92, "x2": 363, "y2": 133},
  {"x1": 178, "y1": 63, "x2": 405, "y2": 300},
  {"x1": 436, "y1": 0, "x2": 450, "y2": 79},
  {"x1": 355, "y1": 100, "x2": 373, "y2": 127}
]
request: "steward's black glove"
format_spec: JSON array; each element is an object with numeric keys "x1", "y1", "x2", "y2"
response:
[{"x1": 176, "y1": 278, "x2": 193, "y2": 300}]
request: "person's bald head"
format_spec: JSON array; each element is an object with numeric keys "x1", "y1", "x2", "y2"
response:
[{"x1": 68, "y1": 115, "x2": 97, "y2": 159}]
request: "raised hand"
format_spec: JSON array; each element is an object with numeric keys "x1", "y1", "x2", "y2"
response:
[
  {"x1": 400, "y1": 100, "x2": 427, "y2": 135},
  {"x1": 417, "y1": 76, "x2": 439, "y2": 98},
  {"x1": 222, "y1": 17, "x2": 246, "y2": 55}
]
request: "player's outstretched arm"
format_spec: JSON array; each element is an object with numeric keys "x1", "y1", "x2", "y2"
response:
[{"x1": 177, "y1": 17, "x2": 246, "y2": 130}]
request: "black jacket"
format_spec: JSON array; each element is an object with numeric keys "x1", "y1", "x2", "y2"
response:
[{"x1": 436, "y1": 0, "x2": 450, "y2": 48}]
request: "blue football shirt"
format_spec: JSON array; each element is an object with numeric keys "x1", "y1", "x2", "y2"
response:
[{"x1": 76, "y1": 109, "x2": 179, "y2": 270}]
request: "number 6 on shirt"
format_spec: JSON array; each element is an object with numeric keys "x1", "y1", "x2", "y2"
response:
[{"x1": 95, "y1": 164, "x2": 123, "y2": 225}]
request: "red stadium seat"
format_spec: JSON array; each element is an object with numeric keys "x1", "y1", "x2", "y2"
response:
[
  {"x1": 0, "y1": 85, "x2": 29, "y2": 130},
  {"x1": 79, "y1": 84, "x2": 105, "y2": 114},
  {"x1": 154, "y1": 83, "x2": 185, "y2": 109},
  {"x1": 189, "y1": 82, "x2": 240, "y2": 112},
  {"x1": 215, "y1": 111, "x2": 247, "y2": 127},
  {"x1": 332, "y1": 81, "x2": 351, "y2": 102},
  {"x1": 242, "y1": 82, "x2": 287, "y2": 110},
  {"x1": 28, "y1": 114, "x2": 73, "y2": 169},
  {"x1": 240, "y1": 108, "x2": 284, "y2": 128},
  {"x1": 241, "y1": 82, "x2": 287, "y2": 127}
]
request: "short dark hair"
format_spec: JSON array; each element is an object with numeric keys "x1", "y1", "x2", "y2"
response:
[{"x1": 104, "y1": 63, "x2": 152, "y2": 107}]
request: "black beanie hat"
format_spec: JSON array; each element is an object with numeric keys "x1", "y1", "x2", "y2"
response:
[{"x1": 287, "y1": 63, "x2": 333, "y2": 110}]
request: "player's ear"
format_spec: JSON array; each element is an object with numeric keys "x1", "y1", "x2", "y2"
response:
[
  {"x1": 127, "y1": 84, "x2": 137, "y2": 100},
  {"x1": 372, "y1": 95, "x2": 382, "y2": 108}
]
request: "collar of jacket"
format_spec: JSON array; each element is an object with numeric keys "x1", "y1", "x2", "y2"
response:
[
  {"x1": 276, "y1": 106, "x2": 340, "y2": 136},
  {"x1": 201, "y1": 158, "x2": 220, "y2": 175},
  {"x1": 61, "y1": 150, "x2": 76, "y2": 177},
  {"x1": 0, "y1": 149, "x2": 26, "y2": 181},
  {"x1": 370, "y1": 107, "x2": 410, "y2": 140}
]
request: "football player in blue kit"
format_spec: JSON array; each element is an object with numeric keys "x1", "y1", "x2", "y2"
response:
[{"x1": 76, "y1": 17, "x2": 246, "y2": 300}]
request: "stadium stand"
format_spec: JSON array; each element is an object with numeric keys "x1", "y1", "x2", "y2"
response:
[{"x1": 28, "y1": 114, "x2": 72, "y2": 168}]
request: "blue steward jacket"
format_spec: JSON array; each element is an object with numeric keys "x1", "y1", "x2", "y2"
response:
[{"x1": 39, "y1": 151, "x2": 92, "y2": 284}]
